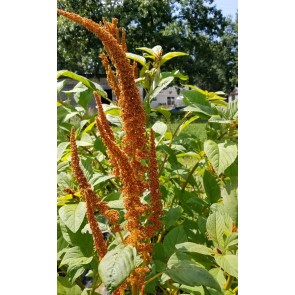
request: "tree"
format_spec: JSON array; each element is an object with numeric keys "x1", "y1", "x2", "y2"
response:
[{"x1": 57, "y1": 0, "x2": 237, "y2": 92}]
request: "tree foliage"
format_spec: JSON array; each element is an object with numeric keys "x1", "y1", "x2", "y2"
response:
[{"x1": 57, "y1": 0, "x2": 238, "y2": 92}]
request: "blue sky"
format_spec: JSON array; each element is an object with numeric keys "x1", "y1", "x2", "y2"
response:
[{"x1": 214, "y1": 0, "x2": 238, "y2": 17}]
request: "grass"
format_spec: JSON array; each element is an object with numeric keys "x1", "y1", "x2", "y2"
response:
[{"x1": 169, "y1": 122, "x2": 207, "y2": 142}]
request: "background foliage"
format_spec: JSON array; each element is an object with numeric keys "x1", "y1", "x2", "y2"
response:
[{"x1": 57, "y1": 0, "x2": 238, "y2": 92}]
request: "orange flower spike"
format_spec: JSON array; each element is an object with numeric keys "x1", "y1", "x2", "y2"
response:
[
  {"x1": 99, "y1": 54, "x2": 121, "y2": 102},
  {"x1": 57, "y1": 9, "x2": 147, "y2": 170},
  {"x1": 70, "y1": 128, "x2": 107, "y2": 259},
  {"x1": 121, "y1": 28, "x2": 127, "y2": 52},
  {"x1": 146, "y1": 129, "x2": 163, "y2": 237},
  {"x1": 70, "y1": 127, "x2": 119, "y2": 224}
]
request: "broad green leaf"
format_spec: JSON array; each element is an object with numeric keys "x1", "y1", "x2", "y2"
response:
[
  {"x1": 152, "y1": 243, "x2": 166, "y2": 261},
  {"x1": 224, "y1": 233, "x2": 238, "y2": 249},
  {"x1": 80, "y1": 158, "x2": 93, "y2": 181},
  {"x1": 57, "y1": 80, "x2": 66, "y2": 93},
  {"x1": 148, "y1": 76, "x2": 174, "y2": 101},
  {"x1": 136, "y1": 47, "x2": 156, "y2": 58},
  {"x1": 98, "y1": 244, "x2": 137, "y2": 293},
  {"x1": 222, "y1": 188, "x2": 238, "y2": 226},
  {"x1": 90, "y1": 174, "x2": 114, "y2": 189},
  {"x1": 77, "y1": 133, "x2": 93, "y2": 147},
  {"x1": 60, "y1": 246, "x2": 93, "y2": 267},
  {"x1": 180, "y1": 285, "x2": 205, "y2": 295},
  {"x1": 165, "y1": 261, "x2": 221, "y2": 291},
  {"x1": 57, "y1": 142, "x2": 69, "y2": 162},
  {"x1": 57, "y1": 70, "x2": 107, "y2": 98},
  {"x1": 163, "y1": 226, "x2": 188, "y2": 258},
  {"x1": 167, "y1": 251, "x2": 196, "y2": 269},
  {"x1": 152, "y1": 45, "x2": 163, "y2": 56},
  {"x1": 126, "y1": 52, "x2": 146, "y2": 66},
  {"x1": 59, "y1": 203, "x2": 86, "y2": 233},
  {"x1": 209, "y1": 267, "x2": 226, "y2": 289},
  {"x1": 57, "y1": 276, "x2": 82, "y2": 295},
  {"x1": 82, "y1": 121, "x2": 96, "y2": 135},
  {"x1": 160, "y1": 52, "x2": 188, "y2": 66},
  {"x1": 204, "y1": 140, "x2": 238, "y2": 175},
  {"x1": 203, "y1": 170, "x2": 221, "y2": 203},
  {"x1": 63, "y1": 112, "x2": 79, "y2": 122},
  {"x1": 181, "y1": 90, "x2": 214, "y2": 116},
  {"x1": 206, "y1": 211, "x2": 232, "y2": 247},
  {"x1": 152, "y1": 121, "x2": 167, "y2": 136},
  {"x1": 215, "y1": 254, "x2": 238, "y2": 277},
  {"x1": 106, "y1": 114, "x2": 122, "y2": 127},
  {"x1": 103, "y1": 105, "x2": 121, "y2": 116},
  {"x1": 177, "y1": 115, "x2": 199, "y2": 135},
  {"x1": 163, "y1": 206, "x2": 182, "y2": 228},
  {"x1": 175, "y1": 242, "x2": 214, "y2": 256},
  {"x1": 59, "y1": 219, "x2": 94, "y2": 255},
  {"x1": 68, "y1": 265, "x2": 86, "y2": 284},
  {"x1": 161, "y1": 70, "x2": 189, "y2": 80}
]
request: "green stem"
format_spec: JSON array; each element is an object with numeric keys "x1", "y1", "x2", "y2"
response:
[
  {"x1": 90, "y1": 272, "x2": 100, "y2": 295},
  {"x1": 181, "y1": 160, "x2": 200, "y2": 192},
  {"x1": 159, "y1": 112, "x2": 191, "y2": 174},
  {"x1": 144, "y1": 272, "x2": 164, "y2": 285},
  {"x1": 232, "y1": 286, "x2": 238, "y2": 293},
  {"x1": 224, "y1": 275, "x2": 234, "y2": 290}
]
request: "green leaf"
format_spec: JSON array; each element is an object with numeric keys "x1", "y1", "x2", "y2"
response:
[
  {"x1": 59, "y1": 219, "x2": 94, "y2": 255},
  {"x1": 77, "y1": 133, "x2": 93, "y2": 147},
  {"x1": 98, "y1": 244, "x2": 137, "y2": 293},
  {"x1": 60, "y1": 246, "x2": 93, "y2": 267},
  {"x1": 106, "y1": 114, "x2": 122, "y2": 127},
  {"x1": 163, "y1": 206, "x2": 182, "y2": 229},
  {"x1": 209, "y1": 267, "x2": 226, "y2": 289},
  {"x1": 177, "y1": 115, "x2": 199, "y2": 135},
  {"x1": 161, "y1": 70, "x2": 188, "y2": 80},
  {"x1": 148, "y1": 76, "x2": 175, "y2": 101},
  {"x1": 151, "y1": 107, "x2": 171, "y2": 121},
  {"x1": 57, "y1": 142, "x2": 69, "y2": 162},
  {"x1": 215, "y1": 254, "x2": 238, "y2": 277},
  {"x1": 126, "y1": 52, "x2": 146, "y2": 66},
  {"x1": 57, "y1": 70, "x2": 107, "y2": 98},
  {"x1": 136, "y1": 46, "x2": 156, "y2": 58},
  {"x1": 57, "y1": 80, "x2": 66, "y2": 93},
  {"x1": 203, "y1": 170, "x2": 221, "y2": 203},
  {"x1": 152, "y1": 121, "x2": 167, "y2": 136},
  {"x1": 206, "y1": 211, "x2": 232, "y2": 247},
  {"x1": 165, "y1": 261, "x2": 221, "y2": 291},
  {"x1": 175, "y1": 242, "x2": 214, "y2": 256},
  {"x1": 204, "y1": 140, "x2": 238, "y2": 175},
  {"x1": 59, "y1": 203, "x2": 86, "y2": 233},
  {"x1": 80, "y1": 158, "x2": 93, "y2": 181},
  {"x1": 167, "y1": 251, "x2": 196, "y2": 269},
  {"x1": 163, "y1": 226, "x2": 188, "y2": 258},
  {"x1": 57, "y1": 277, "x2": 82, "y2": 295},
  {"x1": 160, "y1": 52, "x2": 188, "y2": 66},
  {"x1": 222, "y1": 188, "x2": 238, "y2": 226},
  {"x1": 181, "y1": 90, "x2": 214, "y2": 116}
]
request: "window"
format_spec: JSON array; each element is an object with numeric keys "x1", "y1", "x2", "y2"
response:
[{"x1": 167, "y1": 96, "x2": 175, "y2": 105}]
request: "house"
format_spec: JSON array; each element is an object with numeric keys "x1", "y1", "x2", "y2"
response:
[{"x1": 58, "y1": 75, "x2": 185, "y2": 109}]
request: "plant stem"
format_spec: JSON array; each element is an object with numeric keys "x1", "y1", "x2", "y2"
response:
[
  {"x1": 144, "y1": 272, "x2": 164, "y2": 285},
  {"x1": 159, "y1": 112, "x2": 191, "y2": 174},
  {"x1": 118, "y1": 231, "x2": 125, "y2": 244},
  {"x1": 131, "y1": 283, "x2": 138, "y2": 295},
  {"x1": 90, "y1": 271, "x2": 100, "y2": 295},
  {"x1": 224, "y1": 274, "x2": 234, "y2": 290},
  {"x1": 181, "y1": 160, "x2": 200, "y2": 192}
]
